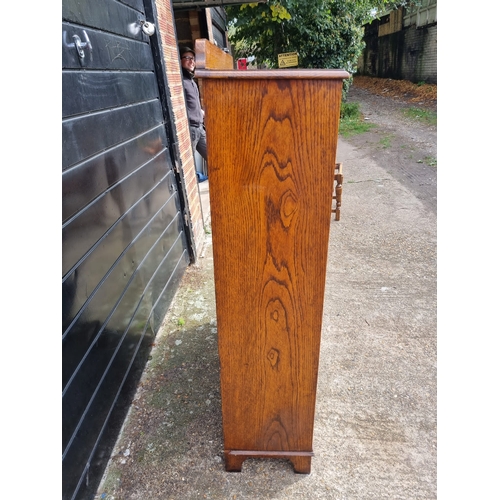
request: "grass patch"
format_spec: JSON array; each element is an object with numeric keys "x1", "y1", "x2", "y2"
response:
[
  {"x1": 339, "y1": 101, "x2": 376, "y2": 137},
  {"x1": 379, "y1": 134, "x2": 393, "y2": 148},
  {"x1": 403, "y1": 107, "x2": 437, "y2": 126},
  {"x1": 417, "y1": 156, "x2": 437, "y2": 167},
  {"x1": 424, "y1": 155, "x2": 437, "y2": 167}
]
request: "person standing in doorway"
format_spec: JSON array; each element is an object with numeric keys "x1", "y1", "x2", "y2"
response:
[{"x1": 179, "y1": 46, "x2": 208, "y2": 182}]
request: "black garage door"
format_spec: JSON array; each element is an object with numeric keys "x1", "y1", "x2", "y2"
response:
[{"x1": 62, "y1": 0, "x2": 190, "y2": 498}]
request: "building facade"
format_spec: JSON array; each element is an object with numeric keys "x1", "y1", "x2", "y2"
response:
[{"x1": 357, "y1": 0, "x2": 437, "y2": 84}]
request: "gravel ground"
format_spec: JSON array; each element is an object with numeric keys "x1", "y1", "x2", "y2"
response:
[
  {"x1": 95, "y1": 78, "x2": 437, "y2": 500},
  {"x1": 344, "y1": 80, "x2": 437, "y2": 215}
]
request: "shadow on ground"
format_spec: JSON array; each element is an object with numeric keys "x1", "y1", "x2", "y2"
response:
[{"x1": 98, "y1": 242, "x2": 306, "y2": 499}]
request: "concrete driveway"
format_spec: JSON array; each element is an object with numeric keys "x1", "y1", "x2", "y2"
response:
[{"x1": 96, "y1": 134, "x2": 436, "y2": 499}]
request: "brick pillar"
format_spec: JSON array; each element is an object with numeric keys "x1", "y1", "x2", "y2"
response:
[{"x1": 154, "y1": 0, "x2": 206, "y2": 259}]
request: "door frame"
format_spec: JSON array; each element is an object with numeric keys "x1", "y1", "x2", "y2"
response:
[{"x1": 144, "y1": 0, "x2": 197, "y2": 263}]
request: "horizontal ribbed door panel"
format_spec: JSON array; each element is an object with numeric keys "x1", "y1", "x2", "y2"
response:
[{"x1": 62, "y1": 0, "x2": 189, "y2": 498}]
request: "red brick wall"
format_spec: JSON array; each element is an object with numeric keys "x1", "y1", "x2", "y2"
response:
[
  {"x1": 189, "y1": 10, "x2": 202, "y2": 40},
  {"x1": 154, "y1": 0, "x2": 205, "y2": 258}
]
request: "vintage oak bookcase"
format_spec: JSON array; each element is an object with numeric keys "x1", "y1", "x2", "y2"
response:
[{"x1": 196, "y1": 64, "x2": 349, "y2": 474}]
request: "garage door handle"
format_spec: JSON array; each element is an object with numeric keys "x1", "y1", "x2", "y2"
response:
[{"x1": 63, "y1": 30, "x2": 93, "y2": 65}]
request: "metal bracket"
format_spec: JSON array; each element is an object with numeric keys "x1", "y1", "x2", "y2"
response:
[{"x1": 63, "y1": 30, "x2": 93, "y2": 65}]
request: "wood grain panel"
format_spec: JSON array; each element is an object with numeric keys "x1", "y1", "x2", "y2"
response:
[
  {"x1": 199, "y1": 70, "x2": 348, "y2": 472},
  {"x1": 194, "y1": 38, "x2": 234, "y2": 69}
]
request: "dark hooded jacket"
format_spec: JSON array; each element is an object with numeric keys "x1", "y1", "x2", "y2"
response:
[{"x1": 182, "y1": 67, "x2": 204, "y2": 127}]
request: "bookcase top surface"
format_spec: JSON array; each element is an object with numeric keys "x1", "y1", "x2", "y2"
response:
[{"x1": 195, "y1": 68, "x2": 351, "y2": 80}]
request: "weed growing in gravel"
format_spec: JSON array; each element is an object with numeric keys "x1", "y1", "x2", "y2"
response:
[
  {"x1": 424, "y1": 156, "x2": 437, "y2": 167},
  {"x1": 339, "y1": 101, "x2": 376, "y2": 137},
  {"x1": 403, "y1": 107, "x2": 437, "y2": 126},
  {"x1": 417, "y1": 156, "x2": 437, "y2": 167},
  {"x1": 379, "y1": 134, "x2": 394, "y2": 148}
]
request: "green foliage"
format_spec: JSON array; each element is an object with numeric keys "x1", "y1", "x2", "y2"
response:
[
  {"x1": 227, "y1": 0, "x2": 411, "y2": 93},
  {"x1": 379, "y1": 134, "x2": 394, "y2": 148},
  {"x1": 423, "y1": 155, "x2": 437, "y2": 167},
  {"x1": 339, "y1": 118, "x2": 375, "y2": 137},
  {"x1": 403, "y1": 107, "x2": 437, "y2": 126},
  {"x1": 340, "y1": 101, "x2": 361, "y2": 120},
  {"x1": 339, "y1": 101, "x2": 375, "y2": 137}
]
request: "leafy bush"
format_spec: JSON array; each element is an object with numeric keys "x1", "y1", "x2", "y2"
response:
[
  {"x1": 340, "y1": 101, "x2": 361, "y2": 120},
  {"x1": 226, "y1": 0, "x2": 403, "y2": 94},
  {"x1": 339, "y1": 101, "x2": 375, "y2": 137}
]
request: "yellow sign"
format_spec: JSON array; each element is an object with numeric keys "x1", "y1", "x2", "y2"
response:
[{"x1": 278, "y1": 52, "x2": 298, "y2": 68}]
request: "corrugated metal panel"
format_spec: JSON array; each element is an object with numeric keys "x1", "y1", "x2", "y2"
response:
[{"x1": 62, "y1": 0, "x2": 190, "y2": 498}]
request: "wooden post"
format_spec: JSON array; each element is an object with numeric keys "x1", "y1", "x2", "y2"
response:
[
  {"x1": 332, "y1": 162, "x2": 343, "y2": 221},
  {"x1": 196, "y1": 67, "x2": 350, "y2": 473}
]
